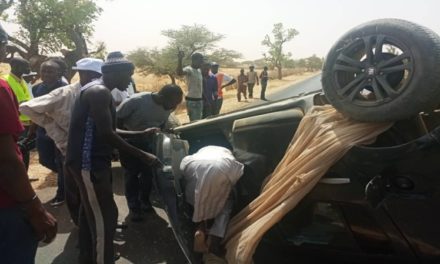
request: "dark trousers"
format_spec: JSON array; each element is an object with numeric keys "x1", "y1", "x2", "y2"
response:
[
  {"x1": 247, "y1": 83, "x2": 255, "y2": 98},
  {"x1": 0, "y1": 207, "x2": 38, "y2": 264},
  {"x1": 67, "y1": 166, "x2": 118, "y2": 264},
  {"x1": 237, "y1": 85, "x2": 247, "y2": 101},
  {"x1": 214, "y1": 98, "x2": 223, "y2": 115},
  {"x1": 64, "y1": 163, "x2": 81, "y2": 226},
  {"x1": 18, "y1": 126, "x2": 33, "y2": 171},
  {"x1": 261, "y1": 81, "x2": 268, "y2": 100},
  {"x1": 202, "y1": 102, "x2": 216, "y2": 118},
  {"x1": 119, "y1": 139, "x2": 153, "y2": 212},
  {"x1": 36, "y1": 128, "x2": 65, "y2": 199},
  {"x1": 54, "y1": 149, "x2": 65, "y2": 199}
]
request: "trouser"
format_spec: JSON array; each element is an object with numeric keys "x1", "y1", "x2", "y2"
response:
[
  {"x1": 36, "y1": 129, "x2": 65, "y2": 199},
  {"x1": 214, "y1": 98, "x2": 223, "y2": 115},
  {"x1": 237, "y1": 86, "x2": 247, "y2": 102},
  {"x1": 0, "y1": 207, "x2": 38, "y2": 264},
  {"x1": 36, "y1": 128, "x2": 57, "y2": 171},
  {"x1": 247, "y1": 83, "x2": 255, "y2": 98},
  {"x1": 260, "y1": 81, "x2": 268, "y2": 99},
  {"x1": 209, "y1": 198, "x2": 233, "y2": 238},
  {"x1": 203, "y1": 103, "x2": 216, "y2": 118},
  {"x1": 119, "y1": 139, "x2": 153, "y2": 212},
  {"x1": 54, "y1": 149, "x2": 65, "y2": 199},
  {"x1": 67, "y1": 166, "x2": 118, "y2": 264},
  {"x1": 186, "y1": 100, "x2": 203, "y2": 121},
  {"x1": 18, "y1": 126, "x2": 33, "y2": 171},
  {"x1": 64, "y1": 163, "x2": 81, "y2": 226}
]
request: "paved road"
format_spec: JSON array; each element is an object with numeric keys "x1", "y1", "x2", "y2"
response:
[
  {"x1": 35, "y1": 165, "x2": 185, "y2": 264},
  {"x1": 251, "y1": 73, "x2": 322, "y2": 107},
  {"x1": 34, "y1": 74, "x2": 322, "y2": 264}
]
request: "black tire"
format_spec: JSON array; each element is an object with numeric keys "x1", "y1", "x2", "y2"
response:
[{"x1": 322, "y1": 19, "x2": 440, "y2": 122}]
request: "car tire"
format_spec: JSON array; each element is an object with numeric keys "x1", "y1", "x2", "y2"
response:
[{"x1": 322, "y1": 19, "x2": 440, "y2": 122}]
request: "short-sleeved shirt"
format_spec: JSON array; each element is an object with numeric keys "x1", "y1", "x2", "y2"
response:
[
  {"x1": 0, "y1": 80, "x2": 24, "y2": 208},
  {"x1": 202, "y1": 74, "x2": 218, "y2": 105},
  {"x1": 214, "y1": 72, "x2": 233, "y2": 98},
  {"x1": 183, "y1": 66, "x2": 203, "y2": 99},
  {"x1": 117, "y1": 92, "x2": 172, "y2": 131},
  {"x1": 247, "y1": 71, "x2": 258, "y2": 84},
  {"x1": 237, "y1": 74, "x2": 248, "y2": 89}
]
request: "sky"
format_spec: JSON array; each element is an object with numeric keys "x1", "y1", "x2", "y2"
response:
[{"x1": 3, "y1": 0, "x2": 440, "y2": 60}]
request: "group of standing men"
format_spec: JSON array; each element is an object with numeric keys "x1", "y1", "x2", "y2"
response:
[
  {"x1": 177, "y1": 51, "x2": 270, "y2": 121},
  {"x1": 177, "y1": 51, "x2": 237, "y2": 121},
  {"x1": 236, "y1": 65, "x2": 269, "y2": 102},
  {"x1": 0, "y1": 21, "x2": 185, "y2": 264}
]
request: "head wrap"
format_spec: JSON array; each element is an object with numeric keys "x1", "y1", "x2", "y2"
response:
[{"x1": 101, "y1": 57, "x2": 134, "y2": 74}]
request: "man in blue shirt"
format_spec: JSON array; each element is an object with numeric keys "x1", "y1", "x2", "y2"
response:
[{"x1": 201, "y1": 62, "x2": 218, "y2": 118}]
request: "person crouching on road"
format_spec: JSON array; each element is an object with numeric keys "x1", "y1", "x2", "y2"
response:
[
  {"x1": 65, "y1": 57, "x2": 162, "y2": 264},
  {"x1": 117, "y1": 84, "x2": 183, "y2": 222}
]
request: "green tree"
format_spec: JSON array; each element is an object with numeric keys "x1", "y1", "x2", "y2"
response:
[
  {"x1": 205, "y1": 48, "x2": 241, "y2": 67},
  {"x1": 162, "y1": 24, "x2": 223, "y2": 60},
  {"x1": 262, "y1": 23, "x2": 299, "y2": 80},
  {"x1": 296, "y1": 58, "x2": 307, "y2": 68},
  {"x1": 306, "y1": 54, "x2": 323, "y2": 71},
  {"x1": 6, "y1": 0, "x2": 102, "y2": 77},
  {"x1": 127, "y1": 47, "x2": 178, "y2": 83},
  {"x1": 0, "y1": 0, "x2": 13, "y2": 17},
  {"x1": 129, "y1": 24, "x2": 241, "y2": 83}
]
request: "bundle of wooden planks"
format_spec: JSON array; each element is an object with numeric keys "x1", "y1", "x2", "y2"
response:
[{"x1": 224, "y1": 105, "x2": 392, "y2": 264}]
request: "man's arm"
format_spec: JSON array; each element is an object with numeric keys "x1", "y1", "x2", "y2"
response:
[
  {"x1": 0, "y1": 134, "x2": 57, "y2": 242},
  {"x1": 19, "y1": 84, "x2": 74, "y2": 127},
  {"x1": 256, "y1": 73, "x2": 260, "y2": 85},
  {"x1": 116, "y1": 127, "x2": 159, "y2": 138},
  {"x1": 176, "y1": 50, "x2": 185, "y2": 76},
  {"x1": 221, "y1": 74, "x2": 236, "y2": 89},
  {"x1": 85, "y1": 86, "x2": 161, "y2": 166}
]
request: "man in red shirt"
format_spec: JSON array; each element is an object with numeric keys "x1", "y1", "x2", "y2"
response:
[{"x1": 0, "y1": 24, "x2": 57, "y2": 263}]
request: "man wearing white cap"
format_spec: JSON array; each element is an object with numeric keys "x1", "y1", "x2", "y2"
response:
[{"x1": 20, "y1": 57, "x2": 103, "y2": 225}]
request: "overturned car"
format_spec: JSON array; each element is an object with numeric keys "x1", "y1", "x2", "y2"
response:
[{"x1": 154, "y1": 19, "x2": 440, "y2": 263}]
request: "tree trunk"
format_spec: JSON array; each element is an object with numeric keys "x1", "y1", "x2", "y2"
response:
[
  {"x1": 62, "y1": 26, "x2": 90, "y2": 81},
  {"x1": 277, "y1": 66, "x2": 282, "y2": 80},
  {"x1": 168, "y1": 74, "x2": 176, "y2": 84}
]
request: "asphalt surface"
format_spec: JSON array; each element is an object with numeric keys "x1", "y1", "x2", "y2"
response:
[
  {"x1": 34, "y1": 74, "x2": 322, "y2": 264},
  {"x1": 250, "y1": 73, "x2": 322, "y2": 107},
  {"x1": 35, "y1": 165, "x2": 185, "y2": 264}
]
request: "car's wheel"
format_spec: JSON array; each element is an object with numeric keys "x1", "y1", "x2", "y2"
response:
[{"x1": 322, "y1": 19, "x2": 440, "y2": 122}]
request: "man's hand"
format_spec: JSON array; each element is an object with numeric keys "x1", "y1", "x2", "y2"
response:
[
  {"x1": 143, "y1": 127, "x2": 160, "y2": 135},
  {"x1": 139, "y1": 151, "x2": 163, "y2": 168},
  {"x1": 23, "y1": 198, "x2": 57, "y2": 243},
  {"x1": 162, "y1": 128, "x2": 175, "y2": 134}
]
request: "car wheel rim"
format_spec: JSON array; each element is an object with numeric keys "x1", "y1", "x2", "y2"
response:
[{"x1": 332, "y1": 34, "x2": 414, "y2": 107}]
